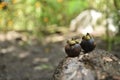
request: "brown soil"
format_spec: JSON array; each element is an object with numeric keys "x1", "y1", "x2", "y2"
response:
[{"x1": 0, "y1": 31, "x2": 120, "y2": 80}]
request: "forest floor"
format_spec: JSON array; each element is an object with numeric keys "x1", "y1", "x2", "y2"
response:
[{"x1": 0, "y1": 31, "x2": 120, "y2": 80}]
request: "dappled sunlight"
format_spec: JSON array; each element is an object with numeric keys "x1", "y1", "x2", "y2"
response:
[
  {"x1": 34, "y1": 64, "x2": 53, "y2": 71},
  {"x1": 0, "y1": 33, "x2": 65, "y2": 80},
  {"x1": 1, "y1": 46, "x2": 15, "y2": 54},
  {"x1": 0, "y1": 31, "x2": 27, "y2": 42},
  {"x1": 45, "y1": 35, "x2": 65, "y2": 44},
  {"x1": 18, "y1": 52, "x2": 30, "y2": 59},
  {"x1": 33, "y1": 57, "x2": 49, "y2": 64}
]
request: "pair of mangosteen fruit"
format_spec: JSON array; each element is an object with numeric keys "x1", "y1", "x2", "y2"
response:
[{"x1": 65, "y1": 33, "x2": 96, "y2": 57}]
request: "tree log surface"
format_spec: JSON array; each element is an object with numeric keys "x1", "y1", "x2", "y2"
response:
[{"x1": 52, "y1": 49, "x2": 120, "y2": 80}]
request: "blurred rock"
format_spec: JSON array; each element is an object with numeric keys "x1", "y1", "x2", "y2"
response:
[
  {"x1": 70, "y1": 9, "x2": 118, "y2": 36},
  {"x1": 52, "y1": 49, "x2": 120, "y2": 80}
]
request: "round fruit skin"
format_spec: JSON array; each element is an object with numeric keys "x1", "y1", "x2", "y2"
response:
[
  {"x1": 80, "y1": 38, "x2": 95, "y2": 53},
  {"x1": 65, "y1": 44, "x2": 81, "y2": 57}
]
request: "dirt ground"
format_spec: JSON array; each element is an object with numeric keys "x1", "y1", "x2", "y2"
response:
[{"x1": 0, "y1": 31, "x2": 120, "y2": 80}]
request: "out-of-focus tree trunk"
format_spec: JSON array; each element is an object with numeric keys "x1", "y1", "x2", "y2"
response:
[
  {"x1": 114, "y1": 0, "x2": 120, "y2": 35},
  {"x1": 105, "y1": 0, "x2": 112, "y2": 51}
]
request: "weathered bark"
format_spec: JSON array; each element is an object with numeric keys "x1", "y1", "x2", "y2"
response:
[{"x1": 52, "y1": 49, "x2": 120, "y2": 80}]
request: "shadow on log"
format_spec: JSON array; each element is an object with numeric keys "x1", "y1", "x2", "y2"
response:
[{"x1": 52, "y1": 49, "x2": 120, "y2": 80}]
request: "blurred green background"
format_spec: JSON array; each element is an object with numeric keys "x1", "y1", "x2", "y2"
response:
[
  {"x1": 0, "y1": 0, "x2": 120, "y2": 50},
  {"x1": 0, "y1": 0, "x2": 88, "y2": 26}
]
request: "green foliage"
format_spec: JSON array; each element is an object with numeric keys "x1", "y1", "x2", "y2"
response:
[
  {"x1": 0, "y1": 0, "x2": 88, "y2": 34},
  {"x1": 40, "y1": 0, "x2": 88, "y2": 26},
  {"x1": 0, "y1": 0, "x2": 39, "y2": 31},
  {"x1": 113, "y1": 0, "x2": 120, "y2": 29},
  {"x1": 67, "y1": 0, "x2": 87, "y2": 15}
]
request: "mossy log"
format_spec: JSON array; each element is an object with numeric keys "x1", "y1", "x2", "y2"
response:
[{"x1": 52, "y1": 49, "x2": 120, "y2": 80}]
